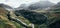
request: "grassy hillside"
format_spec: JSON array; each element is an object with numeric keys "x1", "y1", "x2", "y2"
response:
[{"x1": 0, "y1": 7, "x2": 24, "y2": 28}]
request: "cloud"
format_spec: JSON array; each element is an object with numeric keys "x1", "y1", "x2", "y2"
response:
[
  {"x1": 49, "y1": 0, "x2": 60, "y2": 3},
  {"x1": 0, "y1": 0, "x2": 60, "y2": 8},
  {"x1": 2, "y1": 0, "x2": 40, "y2": 8}
]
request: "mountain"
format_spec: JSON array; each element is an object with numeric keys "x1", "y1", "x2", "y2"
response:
[
  {"x1": 0, "y1": 4, "x2": 9, "y2": 16},
  {"x1": 0, "y1": 3, "x2": 33, "y2": 28},
  {"x1": 28, "y1": 1, "x2": 55, "y2": 10},
  {"x1": 15, "y1": 1, "x2": 55, "y2": 10},
  {"x1": 14, "y1": 4, "x2": 29, "y2": 10},
  {"x1": 0, "y1": 3, "x2": 60, "y2": 28},
  {"x1": 52, "y1": 2, "x2": 60, "y2": 8},
  {"x1": 47, "y1": 2, "x2": 60, "y2": 28},
  {"x1": 0, "y1": 4, "x2": 13, "y2": 11},
  {"x1": 0, "y1": 4, "x2": 15, "y2": 28},
  {"x1": 48, "y1": 2, "x2": 60, "y2": 12},
  {"x1": 0, "y1": 4, "x2": 24, "y2": 28}
]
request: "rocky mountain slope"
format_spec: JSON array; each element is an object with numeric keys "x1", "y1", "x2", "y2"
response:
[{"x1": 0, "y1": 2, "x2": 60, "y2": 28}]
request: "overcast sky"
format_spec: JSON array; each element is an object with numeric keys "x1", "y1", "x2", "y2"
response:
[{"x1": 0, "y1": 0, "x2": 60, "y2": 8}]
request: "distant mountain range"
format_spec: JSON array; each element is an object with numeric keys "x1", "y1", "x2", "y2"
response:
[
  {"x1": 0, "y1": 1, "x2": 55, "y2": 11},
  {"x1": 0, "y1": 1, "x2": 57, "y2": 11},
  {"x1": 15, "y1": 1, "x2": 55, "y2": 10},
  {"x1": 28, "y1": 1, "x2": 55, "y2": 10}
]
